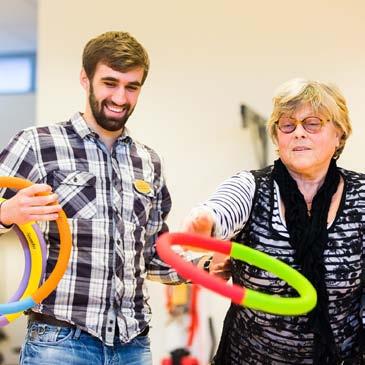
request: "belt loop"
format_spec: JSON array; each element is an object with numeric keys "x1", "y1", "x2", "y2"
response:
[{"x1": 72, "y1": 327, "x2": 82, "y2": 340}]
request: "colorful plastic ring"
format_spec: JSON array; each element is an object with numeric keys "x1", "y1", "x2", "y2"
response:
[
  {"x1": 0, "y1": 218, "x2": 47, "y2": 326},
  {"x1": 156, "y1": 232, "x2": 317, "y2": 315},
  {"x1": 0, "y1": 176, "x2": 72, "y2": 315}
]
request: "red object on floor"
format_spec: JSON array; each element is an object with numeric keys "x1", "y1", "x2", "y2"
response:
[
  {"x1": 161, "y1": 356, "x2": 199, "y2": 365},
  {"x1": 187, "y1": 285, "x2": 199, "y2": 347}
]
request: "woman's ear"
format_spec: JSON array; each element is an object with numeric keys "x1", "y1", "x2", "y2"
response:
[
  {"x1": 273, "y1": 135, "x2": 280, "y2": 154},
  {"x1": 335, "y1": 129, "x2": 343, "y2": 149}
]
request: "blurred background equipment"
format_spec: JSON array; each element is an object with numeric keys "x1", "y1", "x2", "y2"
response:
[
  {"x1": 240, "y1": 104, "x2": 268, "y2": 168},
  {"x1": 160, "y1": 284, "x2": 216, "y2": 365}
]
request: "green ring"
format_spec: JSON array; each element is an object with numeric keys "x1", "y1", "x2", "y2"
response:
[{"x1": 231, "y1": 242, "x2": 317, "y2": 315}]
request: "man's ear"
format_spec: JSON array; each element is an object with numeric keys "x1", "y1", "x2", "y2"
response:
[{"x1": 80, "y1": 68, "x2": 90, "y2": 91}]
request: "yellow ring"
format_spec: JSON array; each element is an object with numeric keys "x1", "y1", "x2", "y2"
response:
[
  {"x1": 0, "y1": 176, "x2": 71, "y2": 317},
  {"x1": 0, "y1": 198, "x2": 44, "y2": 323}
]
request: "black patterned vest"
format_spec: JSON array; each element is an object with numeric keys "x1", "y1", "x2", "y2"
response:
[{"x1": 212, "y1": 166, "x2": 365, "y2": 365}]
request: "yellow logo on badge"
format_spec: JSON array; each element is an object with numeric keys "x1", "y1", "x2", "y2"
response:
[{"x1": 133, "y1": 179, "x2": 152, "y2": 194}]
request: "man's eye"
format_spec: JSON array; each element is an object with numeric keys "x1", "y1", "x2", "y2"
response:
[
  {"x1": 127, "y1": 85, "x2": 139, "y2": 91},
  {"x1": 104, "y1": 82, "x2": 116, "y2": 87}
]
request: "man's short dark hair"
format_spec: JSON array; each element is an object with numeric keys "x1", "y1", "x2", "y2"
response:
[{"x1": 82, "y1": 31, "x2": 150, "y2": 84}]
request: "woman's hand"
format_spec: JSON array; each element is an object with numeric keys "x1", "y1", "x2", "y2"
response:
[
  {"x1": 210, "y1": 254, "x2": 231, "y2": 281},
  {"x1": 184, "y1": 208, "x2": 232, "y2": 281},
  {"x1": 0, "y1": 184, "x2": 62, "y2": 226},
  {"x1": 182, "y1": 208, "x2": 215, "y2": 236}
]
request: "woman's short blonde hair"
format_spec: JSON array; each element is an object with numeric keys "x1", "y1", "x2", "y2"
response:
[{"x1": 267, "y1": 78, "x2": 352, "y2": 159}]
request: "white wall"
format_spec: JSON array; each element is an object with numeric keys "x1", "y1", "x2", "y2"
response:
[
  {"x1": 0, "y1": 231, "x2": 29, "y2": 365},
  {"x1": 36, "y1": 1, "x2": 365, "y2": 364}
]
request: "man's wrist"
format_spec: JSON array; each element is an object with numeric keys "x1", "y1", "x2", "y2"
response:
[{"x1": 0, "y1": 201, "x2": 13, "y2": 228}]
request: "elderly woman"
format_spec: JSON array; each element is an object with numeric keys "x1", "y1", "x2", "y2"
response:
[{"x1": 184, "y1": 79, "x2": 364, "y2": 364}]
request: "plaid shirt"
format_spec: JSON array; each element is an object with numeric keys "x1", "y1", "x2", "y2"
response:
[{"x1": 0, "y1": 112, "x2": 192, "y2": 345}]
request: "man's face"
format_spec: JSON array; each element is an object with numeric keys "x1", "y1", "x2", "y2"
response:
[{"x1": 86, "y1": 63, "x2": 144, "y2": 132}]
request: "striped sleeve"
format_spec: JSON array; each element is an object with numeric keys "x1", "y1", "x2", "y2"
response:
[
  {"x1": 144, "y1": 176, "x2": 203, "y2": 284},
  {"x1": 359, "y1": 178, "x2": 365, "y2": 329},
  {"x1": 202, "y1": 171, "x2": 256, "y2": 240}
]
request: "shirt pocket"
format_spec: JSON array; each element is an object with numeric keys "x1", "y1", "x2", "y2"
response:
[
  {"x1": 51, "y1": 170, "x2": 97, "y2": 219},
  {"x1": 131, "y1": 184, "x2": 155, "y2": 226}
]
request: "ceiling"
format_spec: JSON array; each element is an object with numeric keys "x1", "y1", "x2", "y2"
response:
[{"x1": 0, "y1": 0, "x2": 37, "y2": 53}]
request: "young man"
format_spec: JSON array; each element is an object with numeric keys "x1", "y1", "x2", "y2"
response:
[{"x1": 0, "y1": 31, "x2": 205, "y2": 365}]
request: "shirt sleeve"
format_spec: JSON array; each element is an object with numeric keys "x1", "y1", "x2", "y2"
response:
[
  {"x1": 0, "y1": 129, "x2": 42, "y2": 232},
  {"x1": 200, "y1": 171, "x2": 256, "y2": 240},
  {"x1": 144, "y1": 173, "x2": 203, "y2": 284}
]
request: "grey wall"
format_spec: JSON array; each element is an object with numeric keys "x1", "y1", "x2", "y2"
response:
[
  {"x1": 0, "y1": 93, "x2": 35, "y2": 149},
  {"x1": 0, "y1": 93, "x2": 35, "y2": 364}
]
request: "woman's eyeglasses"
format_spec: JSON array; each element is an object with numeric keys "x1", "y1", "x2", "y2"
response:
[{"x1": 276, "y1": 116, "x2": 328, "y2": 134}]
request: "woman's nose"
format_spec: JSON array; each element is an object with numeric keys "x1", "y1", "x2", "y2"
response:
[{"x1": 292, "y1": 123, "x2": 307, "y2": 137}]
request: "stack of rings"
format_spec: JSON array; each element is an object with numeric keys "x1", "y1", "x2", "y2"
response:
[
  {"x1": 157, "y1": 232, "x2": 317, "y2": 315},
  {"x1": 0, "y1": 177, "x2": 72, "y2": 326}
]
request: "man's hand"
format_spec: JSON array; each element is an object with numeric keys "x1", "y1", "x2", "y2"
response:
[{"x1": 0, "y1": 184, "x2": 62, "y2": 226}]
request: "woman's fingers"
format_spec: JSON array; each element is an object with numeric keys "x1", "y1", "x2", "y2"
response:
[
  {"x1": 210, "y1": 256, "x2": 231, "y2": 280},
  {"x1": 182, "y1": 209, "x2": 214, "y2": 236}
]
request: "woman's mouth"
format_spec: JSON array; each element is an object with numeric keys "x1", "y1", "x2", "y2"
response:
[{"x1": 292, "y1": 146, "x2": 310, "y2": 151}]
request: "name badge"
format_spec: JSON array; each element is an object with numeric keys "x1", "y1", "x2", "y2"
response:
[{"x1": 133, "y1": 179, "x2": 152, "y2": 195}]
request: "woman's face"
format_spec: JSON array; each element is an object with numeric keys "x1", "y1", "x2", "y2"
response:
[{"x1": 276, "y1": 103, "x2": 342, "y2": 176}]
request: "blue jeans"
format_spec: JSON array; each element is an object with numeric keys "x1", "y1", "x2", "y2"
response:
[{"x1": 20, "y1": 322, "x2": 152, "y2": 365}]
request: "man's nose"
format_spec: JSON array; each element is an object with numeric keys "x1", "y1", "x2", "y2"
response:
[{"x1": 112, "y1": 87, "x2": 127, "y2": 105}]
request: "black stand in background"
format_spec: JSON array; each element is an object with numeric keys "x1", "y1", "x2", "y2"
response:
[
  {"x1": 240, "y1": 104, "x2": 268, "y2": 169},
  {"x1": 0, "y1": 329, "x2": 6, "y2": 364}
]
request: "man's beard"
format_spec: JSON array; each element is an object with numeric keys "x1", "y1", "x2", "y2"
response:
[{"x1": 89, "y1": 86, "x2": 134, "y2": 132}]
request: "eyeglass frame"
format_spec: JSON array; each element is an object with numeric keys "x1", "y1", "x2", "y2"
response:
[{"x1": 275, "y1": 115, "x2": 330, "y2": 134}]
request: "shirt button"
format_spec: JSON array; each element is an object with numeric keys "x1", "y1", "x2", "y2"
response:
[
  {"x1": 107, "y1": 327, "x2": 113, "y2": 332},
  {"x1": 73, "y1": 177, "x2": 78, "y2": 183}
]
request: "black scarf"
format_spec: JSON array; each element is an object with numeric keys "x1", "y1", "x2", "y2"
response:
[{"x1": 272, "y1": 158, "x2": 340, "y2": 364}]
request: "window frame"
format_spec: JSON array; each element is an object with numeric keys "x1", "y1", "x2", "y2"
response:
[{"x1": 0, "y1": 53, "x2": 36, "y2": 95}]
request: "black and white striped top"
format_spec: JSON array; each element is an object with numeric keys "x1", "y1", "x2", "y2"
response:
[
  {"x1": 0, "y1": 113, "x2": 195, "y2": 345},
  {"x1": 202, "y1": 168, "x2": 365, "y2": 364}
]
